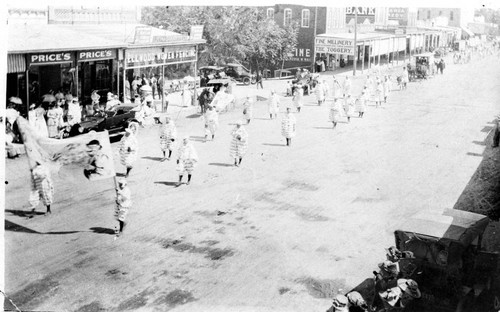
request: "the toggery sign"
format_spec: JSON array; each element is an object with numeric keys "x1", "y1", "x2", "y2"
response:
[
  {"x1": 29, "y1": 52, "x2": 74, "y2": 65},
  {"x1": 315, "y1": 38, "x2": 354, "y2": 55}
]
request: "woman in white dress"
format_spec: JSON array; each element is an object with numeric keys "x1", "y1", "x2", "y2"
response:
[
  {"x1": 329, "y1": 98, "x2": 342, "y2": 129},
  {"x1": 242, "y1": 95, "x2": 254, "y2": 124},
  {"x1": 293, "y1": 86, "x2": 304, "y2": 113},
  {"x1": 268, "y1": 90, "x2": 280, "y2": 119}
]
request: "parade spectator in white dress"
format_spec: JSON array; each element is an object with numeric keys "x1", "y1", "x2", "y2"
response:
[
  {"x1": 357, "y1": 89, "x2": 368, "y2": 118},
  {"x1": 375, "y1": 82, "x2": 384, "y2": 108},
  {"x1": 383, "y1": 76, "x2": 391, "y2": 103},
  {"x1": 176, "y1": 137, "x2": 198, "y2": 186},
  {"x1": 281, "y1": 107, "x2": 297, "y2": 146},
  {"x1": 230, "y1": 120, "x2": 249, "y2": 167}
]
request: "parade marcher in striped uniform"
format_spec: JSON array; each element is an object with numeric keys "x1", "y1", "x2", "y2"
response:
[
  {"x1": 176, "y1": 137, "x2": 198, "y2": 186},
  {"x1": 242, "y1": 95, "x2": 254, "y2": 124},
  {"x1": 329, "y1": 98, "x2": 342, "y2": 129},
  {"x1": 268, "y1": 90, "x2": 280, "y2": 119},
  {"x1": 119, "y1": 123, "x2": 139, "y2": 178},
  {"x1": 332, "y1": 77, "x2": 342, "y2": 98},
  {"x1": 357, "y1": 89, "x2": 368, "y2": 118},
  {"x1": 281, "y1": 107, "x2": 296, "y2": 146},
  {"x1": 342, "y1": 76, "x2": 352, "y2": 97},
  {"x1": 293, "y1": 85, "x2": 304, "y2": 113},
  {"x1": 159, "y1": 115, "x2": 177, "y2": 160},
  {"x1": 230, "y1": 120, "x2": 249, "y2": 167},
  {"x1": 28, "y1": 162, "x2": 54, "y2": 216},
  {"x1": 115, "y1": 178, "x2": 132, "y2": 237},
  {"x1": 315, "y1": 80, "x2": 326, "y2": 106},
  {"x1": 322, "y1": 79, "x2": 330, "y2": 98},
  {"x1": 383, "y1": 76, "x2": 391, "y2": 103},
  {"x1": 375, "y1": 81, "x2": 383, "y2": 108},
  {"x1": 204, "y1": 105, "x2": 219, "y2": 141},
  {"x1": 344, "y1": 95, "x2": 355, "y2": 123}
]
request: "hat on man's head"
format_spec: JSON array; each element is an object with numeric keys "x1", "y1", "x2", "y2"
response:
[
  {"x1": 378, "y1": 260, "x2": 399, "y2": 276},
  {"x1": 398, "y1": 279, "x2": 421, "y2": 298},
  {"x1": 8, "y1": 97, "x2": 23, "y2": 105},
  {"x1": 87, "y1": 139, "x2": 102, "y2": 148},
  {"x1": 331, "y1": 294, "x2": 348, "y2": 312},
  {"x1": 145, "y1": 95, "x2": 154, "y2": 102}
]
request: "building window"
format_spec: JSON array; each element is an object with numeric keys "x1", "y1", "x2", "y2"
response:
[
  {"x1": 450, "y1": 11, "x2": 454, "y2": 21},
  {"x1": 427, "y1": 10, "x2": 430, "y2": 19},
  {"x1": 284, "y1": 8, "x2": 292, "y2": 26},
  {"x1": 301, "y1": 9, "x2": 310, "y2": 27},
  {"x1": 267, "y1": 8, "x2": 274, "y2": 19}
]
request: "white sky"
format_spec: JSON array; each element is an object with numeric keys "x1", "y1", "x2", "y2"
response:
[{"x1": 3, "y1": 0, "x2": 499, "y2": 10}]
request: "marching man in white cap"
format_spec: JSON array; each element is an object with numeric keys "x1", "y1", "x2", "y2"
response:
[
  {"x1": 268, "y1": 90, "x2": 280, "y2": 119},
  {"x1": 115, "y1": 178, "x2": 132, "y2": 237},
  {"x1": 281, "y1": 107, "x2": 296, "y2": 146},
  {"x1": 204, "y1": 105, "x2": 219, "y2": 141},
  {"x1": 159, "y1": 115, "x2": 177, "y2": 160},
  {"x1": 176, "y1": 137, "x2": 198, "y2": 186},
  {"x1": 230, "y1": 120, "x2": 248, "y2": 167},
  {"x1": 119, "y1": 123, "x2": 139, "y2": 178}
]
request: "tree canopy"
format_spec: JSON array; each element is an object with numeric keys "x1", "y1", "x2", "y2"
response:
[{"x1": 141, "y1": 6, "x2": 299, "y2": 71}]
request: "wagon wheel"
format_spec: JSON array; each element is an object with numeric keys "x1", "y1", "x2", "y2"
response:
[{"x1": 242, "y1": 77, "x2": 251, "y2": 85}]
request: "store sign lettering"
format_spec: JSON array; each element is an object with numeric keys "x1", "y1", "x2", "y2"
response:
[
  {"x1": 345, "y1": 7, "x2": 375, "y2": 16},
  {"x1": 293, "y1": 48, "x2": 311, "y2": 58},
  {"x1": 126, "y1": 48, "x2": 197, "y2": 65},
  {"x1": 389, "y1": 8, "x2": 408, "y2": 20},
  {"x1": 78, "y1": 50, "x2": 116, "y2": 61},
  {"x1": 30, "y1": 52, "x2": 73, "y2": 64},
  {"x1": 315, "y1": 38, "x2": 354, "y2": 55}
]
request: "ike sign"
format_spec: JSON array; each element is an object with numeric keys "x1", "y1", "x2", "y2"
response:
[{"x1": 315, "y1": 38, "x2": 354, "y2": 55}]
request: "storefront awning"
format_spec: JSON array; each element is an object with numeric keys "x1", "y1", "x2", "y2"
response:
[
  {"x1": 7, "y1": 54, "x2": 26, "y2": 73},
  {"x1": 8, "y1": 24, "x2": 125, "y2": 54}
]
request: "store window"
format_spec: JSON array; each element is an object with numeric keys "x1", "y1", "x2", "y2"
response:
[
  {"x1": 267, "y1": 8, "x2": 274, "y2": 19},
  {"x1": 284, "y1": 8, "x2": 292, "y2": 26},
  {"x1": 78, "y1": 59, "x2": 115, "y2": 104},
  {"x1": 301, "y1": 9, "x2": 310, "y2": 28}
]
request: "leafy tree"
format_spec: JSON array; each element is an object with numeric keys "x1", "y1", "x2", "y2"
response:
[{"x1": 141, "y1": 6, "x2": 299, "y2": 72}]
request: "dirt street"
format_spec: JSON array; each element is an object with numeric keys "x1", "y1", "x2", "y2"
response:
[{"x1": 4, "y1": 54, "x2": 500, "y2": 311}]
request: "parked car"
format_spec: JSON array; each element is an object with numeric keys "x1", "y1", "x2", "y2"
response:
[
  {"x1": 393, "y1": 209, "x2": 499, "y2": 312},
  {"x1": 221, "y1": 63, "x2": 256, "y2": 85},
  {"x1": 199, "y1": 66, "x2": 224, "y2": 87},
  {"x1": 80, "y1": 104, "x2": 138, "y2": 137}
]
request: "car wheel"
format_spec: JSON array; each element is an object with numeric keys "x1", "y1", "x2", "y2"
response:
[{"x1": 243, "y1": 77, "x2": 251, "y2": 85}]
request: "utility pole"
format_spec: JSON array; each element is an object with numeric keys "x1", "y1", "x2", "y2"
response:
[
  {"x1": 312, "y1": 6, "x2": 318, "y2": 72},
  {"x1": 353, "y1": 7, "x2": 357, "y2": 76}
]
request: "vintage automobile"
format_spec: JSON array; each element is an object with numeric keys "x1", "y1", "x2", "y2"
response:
[
  {"x1": 393, "y1": 209, "x2": 499, "y2": 312},
  {"x1": 80, "y1": 104, "x2": 138, "y2": 137},
  {"x1": 199, "y1": 66, "x2": 225, "y2": 87},
  {"x1": 221, "y1": 63, "x2": 256, "y2": 85},
  {"x1": 407, "y1": 53, "x2": 436, "y2": 81}
]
